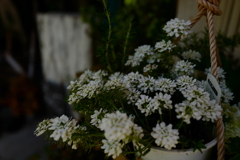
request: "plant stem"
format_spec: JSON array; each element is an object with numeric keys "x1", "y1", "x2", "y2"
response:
[
  {"x1": 133, "y1": 106, "x2": 148, "y2": 129},
  {"x1": 102, "y1": 0, "x2": 112, "y2": 72},
  {"x1": 178, "y1": 119, "x2": 184, "y2": 129},
  {"x1": 122, "y1": 18, "x2": 133, "y2": 69}
]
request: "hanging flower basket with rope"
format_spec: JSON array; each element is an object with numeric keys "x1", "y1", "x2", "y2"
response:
[{"x1": 34, "y1": 0, "x2": 240, "y2": 160}]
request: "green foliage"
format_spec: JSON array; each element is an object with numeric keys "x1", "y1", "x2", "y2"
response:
[
  {"x1": 79, "y1": 0, "x2": 176, "y2": 72},
  {"x1": 225, "y1": 137, "x2": 240, "y2": 160}
]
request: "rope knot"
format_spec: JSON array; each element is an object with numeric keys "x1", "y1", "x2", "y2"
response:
[{"x1": 196, "y1": 0, "x2": 222, "y2": 16}]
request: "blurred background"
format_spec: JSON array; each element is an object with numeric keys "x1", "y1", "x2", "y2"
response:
[{"x1": 0, "y1": 0, "x2": 239, "y2": 159}]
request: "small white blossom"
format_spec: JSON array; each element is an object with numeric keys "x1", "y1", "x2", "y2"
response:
[
  {"x1": 151, "y1": 92, "x2": 172, "y2": 114},
  {"x1": 125, "y1": 45, "x2": 153, "y2": 67},
  {"x1": 101, "y1": 139, "x2": 124, "y2": 159},
  {"x1": 173, "y1": 60, "x2": 195, "y2": 77},
  {"x1": 163, "y1": 18, "x2": 192, "y2": 38},
  {"x1": 143, "y1": 64, "x2": 158, "y2": 73},
  {"x1": 135, "y1": 95, "x2": 154, "y2": 116},
  {"x1": 175, "y1": 101, "x2": 201, "y2": 124},
  {"x1": 90, "y1": 108, "x2": 107, "y2": 127},
  {"x1": 99, "y1": 111, "x2": 134, "y2": 142},
  {"x1": 201, "y1": 100, "x2": 222, "y2": 122},
  {"x1": 196, "y1": 80, "x2": 206, "y2": 89},
  {"x1": 151, "y1": 122, "x2": 179, "y2": 150},
  {"x1": 34, "y1": 119, "x2": 51, "y2": 136},
  {"x1": 67, "y1": 70, "x2": 107, "y2": 104},
  {"x1": 154, "y1": 78, "x2": 176, "y2": 94},
  {"x1": 220, "y1": 80, "x2": 234, "y2": 104},
  {"x1": 48, "y1": 115, "x2": 80, "y2": 142},
  {"x1": 132, "y1": 124, "x2": 144, "y2": 140},
  {"x1": 182, "y1": 50, "x2": 201, "y2": 62},
  {"x1": 138, "y1": 76, "x2": 155, "y2": 93},
  {"x1": 104, "y1": 72, "x2": 126, "y2": 90},
  {"x1": 124, "y1": 72, "x2": 143, "y2": 88},
  {"x1": 125, "y1": 87, "x2": 141, "y2": 104},
  {"x1": 155, "y1": 40, "x2": 176, "y2": 52},
  {"x1": 176, "y1": 76, "x2": 196, "y2": 91}
]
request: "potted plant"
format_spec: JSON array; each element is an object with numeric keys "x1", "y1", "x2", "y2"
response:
[{"x1": 34, "y1": 2, "x2": 239, "y2": 160}]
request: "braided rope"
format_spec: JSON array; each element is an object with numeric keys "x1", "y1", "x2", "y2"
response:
[{"x1": 190, "y1": 0, "x2": 224, "y2": 160}]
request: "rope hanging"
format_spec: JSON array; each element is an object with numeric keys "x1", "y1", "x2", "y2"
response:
[{"x1": 190, "y1": 0, "x2": 224, "y2": 160}]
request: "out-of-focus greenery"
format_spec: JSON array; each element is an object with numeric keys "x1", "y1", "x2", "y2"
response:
[
  {"x1": 225, "y1": 137, "x2": 240, "y2": 160},
  {"x1": 79, "y1": 0, "x2": 176, "y2": 72}
]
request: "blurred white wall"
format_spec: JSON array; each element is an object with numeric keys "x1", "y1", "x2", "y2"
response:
[{"x1": 37, "y1": 13, "x2": 92, "y2": 85}]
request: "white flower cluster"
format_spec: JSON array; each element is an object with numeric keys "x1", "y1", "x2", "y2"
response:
[
  {"x1": 34, "y1": 115, "x2": 84, "y2": 149},
  {"x1": 163, "y1": 18, "x2": 192, "y2": 38},
  {"x1": 90, "y1": 108, "x2": 108, "y2": 127},
  {"x1": 220, "y1": 81, "x2": 234, "y2": 104},
  {"x1": 125, "y1": 45, "x2": 153, "y2": 67},
  {"x1": 104, "y1": 72, "x2": 126, "y2": 90},
  {"x1": 173, "y1": 60, "x2": 195, "y2": 77},
  {"x1": 143, "y1": 64, "x2": 158, "y2": 73},
  {"x1": 125, "y1": 40, "x2": 176, "y2": 71},
  {"x1": 182, "y1": 50, "x2": 201, "y2": 61},
  {"x1": 135, "y1": 92, "x2": 172, "y2": 116},
  {"x1": 176, "y1": 75, "x2": 196, "y2": 91},
  {"x1": 67, "y1": 70, "x2": 108, "y2": 104},
  {"x1": 154, "y1": 78, "x2": 176, "y2": 94},
  {"x1": 155, "y1": 40, "x2": 176, "y2": 52},
  {"x1": 176, "y1": 86, "x2": 222, "y2": 123},
  {"x1": 137, "y1": 76, "x2": 156, "y2": 93},
  {"x1": 151, "y1": 122, "x2": 179, "y2": 150},
  {"x1": 99, "y1": 111, "x2": 143, "y2": 158}
]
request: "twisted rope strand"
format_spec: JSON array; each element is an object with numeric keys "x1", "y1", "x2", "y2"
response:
[
  {"x1": 207, "y1": 8, "x2": 225, "y2": 160},
  {"x1": 189, "y1": 1, "x2": 225, "y2": 160}
]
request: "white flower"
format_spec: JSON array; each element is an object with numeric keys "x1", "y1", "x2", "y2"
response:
[
  {"x1": 124, "y1": 72, "x2": 143, "y2": 88},
  {"x1": 178, "y1": 86, "x2": 222, "y2": 123},
  {"x1": 125, "y1": 87, "x2": 141, "y2": 104},
  {"x1": 143, "y1": 64, "x2": 158, "y2": 73},
  {"x1": 155, "y1": 40, "x2": 176, "y2": 52},
  {"x1": 220, "y1": 80, "x2": 234, "y2": 104},
  {"x1": 182, "y1": 50, "x2": 201, "y2": 61},
  {"x1": 132, "y1": 124, "x2": 144, "y2": 140},
  {"x1": 173, "y1": 60, "x2": 195, "y2": 77},
  {"x1": 125, "y1": 45, "x2": 153, "y2": 67},
  {"x1": 151, "y1": 92, "x2": 172, "y2": 114},
  {"x1": 154, "y1": 78, "x2": 176, "y2": 94},
  {"x1": 138, "y1": 76, "x2": 155, "y2": 93},
  {"x1": 201, "y1": 100, "x2": 222, "y2": 122},
  {"x1": 196, "y1": 80, "x2": 206, "y2": 89},
  {"x1": 181, "y1": 86, "x2": 210, "y2": 106},
  {"x1": 135, "y1": 95, "x2": 154, "y2": 116},
  {"x1": 101, "y1": 139, "x2": 124, "y2": 159},
  {"x1": 99, "y1": 111, "x2": 134, "y2": 142},
  {"x1": 43, "y1": 115, "x2": 81, "y2": 144},
  {"x1": 90, "y1": 108, "x2": 107, "y2": 127},
  {"x1": 67, "y1": 70, "x2": 107, "y2": 104},
  {"x1": 176, "y1": 75, "x2": 196, "y2": 91},
  {"x1": 151, "y1": 122, "x2": 179, "y2": 150},
  {"x1": 104, "y1": 72, "x2": 126, "y2": 90},
  {"x1": 163, "y1": 18, "x2": 192, "y2": 38},
  {"x1": 34, "y1": 119, "x2": 51, "y2": 136},
  {"x1": 175, "y1": 101, "x2": 202, "y2": 124}
]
